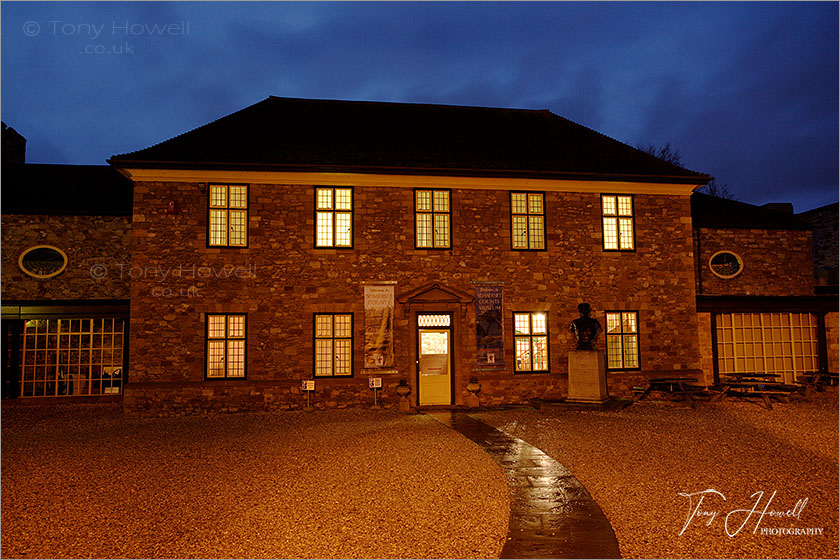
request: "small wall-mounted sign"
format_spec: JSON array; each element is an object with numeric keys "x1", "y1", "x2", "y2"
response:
[
  {"x1": 301, "y1": 380, "x2": 315, "y2": 391},
  {"x1": 369, "y1": 377, "x2": 382, "y2": 389}
]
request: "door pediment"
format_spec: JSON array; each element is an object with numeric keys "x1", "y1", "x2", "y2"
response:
[{"x1": 397, "y1": 282, "x2": 474, "y2": 305}]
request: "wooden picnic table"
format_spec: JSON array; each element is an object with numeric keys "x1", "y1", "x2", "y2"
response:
[
  {"x1": 796, "y1": 372, "x2": 839, "y2": 397},
  {"x1": 709, "y1": 373, "x2": 794, "y2": 409},
  {"x1": 634, "y1": 377, "x2": 706, "y2": 407}
]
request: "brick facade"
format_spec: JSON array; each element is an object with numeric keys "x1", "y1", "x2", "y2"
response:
[
  {"x1": 1, "y1": 214, "x2": 131, "y2": 301},
  {"x1": 695, "y1": 227, "x2": 814, "y2": 296},
  {"x1": 124, "y1": 181, "x2": 702, "y2": 415}
]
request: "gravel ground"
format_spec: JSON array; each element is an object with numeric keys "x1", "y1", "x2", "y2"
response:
[
  {"x1": 475, "y1": 390, "x2": 840, "y2": 559},
  {"x1": 1, "y1": 406, "x2": 509, "y2": 559}
]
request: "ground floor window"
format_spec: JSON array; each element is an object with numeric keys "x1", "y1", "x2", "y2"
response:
[
  {"x1": 716, "y1": 312, "x2": 819, "y2": 384},
  {"x1": 19, "y1": 318, "x2": 124, "y2": 397},
  {"x1": 314, "y1": 313, "x2": 353, "y2": 377},
  {"x1": 605, "y1": 311, "x2": 640, "y2": 369},
  {"x1": 206, "y1": 314, "x2": 247, "y2": 379},
  {"x1": 513, "y1": 312, "x2": 549, "y2": 372}
]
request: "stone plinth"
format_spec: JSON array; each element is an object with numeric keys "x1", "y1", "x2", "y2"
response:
[{"x1": 567, "y1": 350, "x2": 608, "y2": 403}]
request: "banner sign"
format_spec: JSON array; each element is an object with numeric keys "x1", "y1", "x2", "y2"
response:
[
  {"x1": 475, "y1": 284, "x2": 505, "y2": 368},
  {"x1": 364, "y1": 284, "x2": 395, "y2": 368}
]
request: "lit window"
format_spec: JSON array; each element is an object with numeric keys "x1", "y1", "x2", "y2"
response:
[
  {"x1": 416, "y1": 189, "x2": 451, "y2": 248},
  {"x1": 511, "y1": 192, "x2": 546, "y2": 250},
  {"x1": 316, "y1": 187, "x2": 353, "y2": 248},
  {"x1": 206, "y1": 314, "x2": 246, "y2": 379},
  {"x1": 314, "y1": 313, "x2": 353, "y2": 377},
  {"x1": 513, "y1": 312, "x2": 549, "y2": 372},
  {"x1": 605, "y1": 311, "x2": 639, "y2": 369},
  {"x1": 209, "y1": 184, "x2": 248, "y2": 247},
  {"x1": 601, "y1": 194, "x2": 634, "y2": 251}
]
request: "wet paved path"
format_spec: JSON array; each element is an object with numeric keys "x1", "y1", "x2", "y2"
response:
[{"x1": 428, "y1": 412, "x2": 620, "y2": 559}]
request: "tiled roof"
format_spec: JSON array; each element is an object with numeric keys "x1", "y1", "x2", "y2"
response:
[
  {"x1": 109, "y1": 96, "x2": 710, "y2": 184},
  {"x1": 691, "y1": 192, "x2": 810, "y2": 230},
  {"x1": 1, "y1": 164, "x2": 133, "y2": 216}
]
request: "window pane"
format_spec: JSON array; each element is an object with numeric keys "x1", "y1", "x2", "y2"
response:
[
  {"x1": 511, "y1": 193, "x2": 527, "y2": 214},
  {"x1": 334, "y1": 339, "x2": 352, "y2": 375},
  {"x1": 528, "y1": 193, "x2": 543, "y2": 214},
  {"x1": 315, "y1": 315, "x2": 333, "y2": 338},
  {"x1": 316, "y1": 212, "x2": 333, "y2": 247},
  {"x1": 623, "y1": 335, "x2": 639, "y2": 368},
  {"x1": 603, "y1": 217, "x2": 618, "y2": 249},
  {"x1": 606, "y1": 312, "x2": 621, "y2": 333},
  {"x1": 335, "y1": 188, "x2": 352, "y2": 211},
  {"x1": 433, "y1": 190, "x2": 449, "y2": 212},
  {"x1": 315, "y1": 339, "x2": 333, "y2": 376},
  {"x1": 416, "y1": 190, "x2": 431, "y2": 212},
  {"x1": 434, "y1": 214, "x2": 450, "y2": 247},
  {"x1": 514, "y1": 313, "x2": 530, "y2": 335},
  {"x1": 334, "y1": 315, "x2": 352, "y2": 338},
  {"x1": 622, "y1": 312, "x2": 637, "y2": 333},
  {"x1": 607, "y1": 336, "x2": 623, "y2": 368},
  {"x1": 207, "y1": 341, "x2": 226, "y2": 377},
  {"x1": 515, "y1": 338, "x2": 531, "y2": 371},
  {"x1": 229, "y1": 210, "x2": 247, "y2": 246},
  {"x1": 619, "y1": 218, "x2": 634, "y2": 249},
  {"x1": 228, "y1": 315, "x2": 245, "y2": 338},
  {"x1": 512, "y1": 216, "x2": 528, "y2": 248},
  {"x1": 617, "y1": 196, "x2": 633, "y2": 216},
  {"x1": 416, "y1": 213, "x2": 432, "y2": 247},
  {"x1": 227, "y1": 340, "x2": 245, "y2": 377},
  {"x1": 602, "y1": 195, "x2": 617, "y2": 216},
  {"x1": 208, "y1": 315, "x2": 226, "y2": 338},
  {"x1": 210, "y1": 185, "x2": 227, "y2": 208},
  {"x1": 335, "y1": 213, "x2": 352, "y2": 247},
  {"x1": 209, "y1": 210, "x2": 227, "y2": 246},
  {"x1": 529, "y1": 216, "x2": 545, "y2": 249},
  {"x1": 532, "y1": 336, "x2": 548, "y2": 370},
  {"x1": 317, "y1": 188, "x2": 333, "y2": 210},
  {"x1": 229, "y1": 186, "x2": 247, "y2": 209},
  {"x1": 531, "y1": 313, "x2": 547, "y2": 335}
]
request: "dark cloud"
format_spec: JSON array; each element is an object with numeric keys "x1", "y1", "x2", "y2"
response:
[{"x1": 2, "y1": 1, "x2": 836, "y2": 211}]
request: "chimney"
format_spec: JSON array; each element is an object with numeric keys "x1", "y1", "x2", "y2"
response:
[{"x1": 2, "y1": 122, "x2": 26, "y2": 164}]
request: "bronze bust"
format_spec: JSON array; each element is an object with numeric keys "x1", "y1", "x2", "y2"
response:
[{"x1": 570, "y1": 303, "x2": 602, "y2": 350}]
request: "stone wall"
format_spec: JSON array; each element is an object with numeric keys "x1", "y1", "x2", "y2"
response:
[
  {"x1": 1, "y1": 214, "x2": 132, "y2": 301},
  {"x1": 696, "y1": 312, "x2": 715, "y2": 385},
  {"x1": 126, "y1": 181, "x2": 703, "y2": 414},
  {"x1": 799, "y1": 203, "x2": 839, "y2": 285},
  {"x1": 695, "y1": 227, "x2": 814, "y2": 296},
  {"x1": 826, "y1": 312, "x2": 839, "y2": 374}
]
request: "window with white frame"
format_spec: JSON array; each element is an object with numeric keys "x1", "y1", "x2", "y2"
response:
[
  {"x1": 601, "y1": 194, "x2": 634, "y2": 251},
  {"x1": 605, "y1": 311, "x2": 639, "y2": 369},
  {"x1": 513, "y1": 312, "x2": 549, "y2": 372},
  {"x1": 316, "y1": 187, "x2": 353, "y2": 248},
  {"x1": 511, "y1": 192, "x2": 546, "y2": 250},
  {"x1": 209, "y1": 184, "x2": 248, "y2": 247},
  {"x1": 314, "y1": 313, "x2": 353, "y2": 377},
  {"x1": 206, "y1": 314, "x2": 246, "y2": 379},
  {"x1": 415, "y1": 189, "x2": 451, "y2": 249}
]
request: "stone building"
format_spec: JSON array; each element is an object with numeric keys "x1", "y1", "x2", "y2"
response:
[{"x1": 2, "y1": 97, "x2": 836, "y2": 414}]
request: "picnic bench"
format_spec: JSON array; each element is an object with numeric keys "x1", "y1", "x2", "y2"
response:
[
  {"x1": 708, "y1": 373, "x2": 796, "y2": 410},
  {"x1": 795, "y1": 372, "x2": 840, "y2": 397},
  {"x1": 633, "y1": 377, "x2": 709, "y2": 408}
]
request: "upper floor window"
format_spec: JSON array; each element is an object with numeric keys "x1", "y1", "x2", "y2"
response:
[
  {"x1": 601, "y1": 194, "x2": 634, "y2": 251},
  {"x1": 513, "y1": 312, "x2": 549, "y2": 373},
  {"x1": 206, "y1": 314, "x2": 247, "y2": 379},
  {"x1": 316, "y1": 187, "x2": 353, "y2": 248},
  {"x1": 511, "y1": 192, "x2": 546, "y2": 250},
  {"x1": 415, "y1": 189, "x2": 451, "y2": 249},
  {"x1": 209, "y1": 184, "x2": 248, "y2": 247},
  {"x1": 314, "y1": 313, "x2": 353, "y2": 377},
  {"x1": 605, "y1": 311, "x2": 639, "y2": 369}
]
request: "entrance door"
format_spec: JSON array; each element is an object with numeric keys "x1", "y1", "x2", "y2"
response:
[{"x1": 418, "y1": 314, "x2": 452, "y2": 405}]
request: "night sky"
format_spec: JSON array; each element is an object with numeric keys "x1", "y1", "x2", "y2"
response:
[{"x1": 2, "y1": 1, "x2": 837, "y2": 212}]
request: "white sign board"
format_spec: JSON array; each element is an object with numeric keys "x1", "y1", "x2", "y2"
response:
[
  {"x1": 301, "y1": 380, "x2": 315, "y2": 391},
  {"x1": 369, "y1": 377, "x2": 382, "y2": 389}
]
